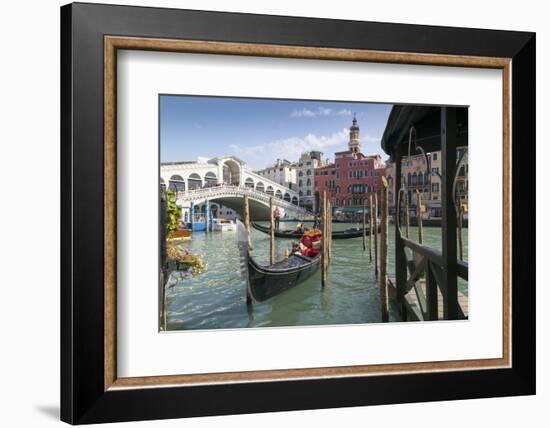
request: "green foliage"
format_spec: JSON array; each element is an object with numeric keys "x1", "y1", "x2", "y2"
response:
[{"x1": 166, "y1": 190, "x2": 182, "y2": 234}]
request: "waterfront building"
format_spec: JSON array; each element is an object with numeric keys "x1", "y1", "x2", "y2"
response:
[
  {"x1": 385, "y1": 146, "x2": 468, "y2": 218},
  {"x1": 314, "y1": 116, "x2": 386, "y2": 215},
  {"x1": 254, "y1": 158, "x2": 297, "y2": 190},
  {"x1": 296, "y1": 151, "x2": 326, "y2": 212}
]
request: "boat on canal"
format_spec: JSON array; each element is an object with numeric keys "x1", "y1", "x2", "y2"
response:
[
  {"x1": 212, "y1": 218, "x2": 236, "y2": 232},
  {"x1": 237, "y1": 221, "x2": 321, "y2": 302},
  {"x1": 246, "y1": 251, "x2": 321, "y2": 302},
  {"x1": 251, "y1": 222, "x2": 376, "y2": 240}
]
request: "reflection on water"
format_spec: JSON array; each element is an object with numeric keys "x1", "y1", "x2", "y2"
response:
[{"x1": 165, "y1": 222, "x2": 468, "y2": 331}]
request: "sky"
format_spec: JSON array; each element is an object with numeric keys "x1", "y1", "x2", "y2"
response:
[{"x1": 160, "y1": 95, "x2": 393, "y2": 170}]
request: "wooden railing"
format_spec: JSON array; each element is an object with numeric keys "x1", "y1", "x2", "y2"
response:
[{"x1": 396, "y1": 236, "x2": 468, "y2": 321}]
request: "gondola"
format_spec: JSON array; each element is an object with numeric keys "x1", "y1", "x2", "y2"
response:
[
  {"x1": 251, "y1": 222, "x2": 376, "y2": 239},
  {"x1": 237, "y1": 221, "x2": 321, "y2": 302},
  {"x1": 246, "y1": 251, "x2": 321, "y2": 302}
]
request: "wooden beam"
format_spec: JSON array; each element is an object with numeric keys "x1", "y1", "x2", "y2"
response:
[
  {"x1": 269, "y1": 197, "x2": 275, "y2": 265},
  {"x1": 441, "y1": 107, "x2": 459, "y2": 319},
  {"x1": 380, "y1": 177, "x2": 389, "y2": 322},
  {"x1": 394, "y1": 148, "x2": 407, "y2": 320}
]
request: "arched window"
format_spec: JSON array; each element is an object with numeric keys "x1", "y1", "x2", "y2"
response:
[
  {"x1": 266, "y1": 186, "x2": 274, "y2": 195},
  {"x1": 291, "y1": 196, "x2": 298, "y2": 205},
  {"x1": 418, "y1": 173, "x2": 423, "y2": 186},
  {"x1": 283, "y1": 193, "x2": 291, "y2": 202},
  {"x1": 306, "y1": 170, "x2": 311, "y2": 175},
  {"x1": 299, "y1": 179, "x2": 303, "y2": 187},
  {"x1": 168, "y1": 174, "x2": 185, "y2": 192},
  {"x1": 298, "y1": 171, "x2": 303, "y2": 177},
  {"x1": 244, "y1": 177, "x2": 254, "y2": 188},
  {"x1": 256, "y1": 182, "x2": 265, "y2": 192},
  {"x1": 306, "y1": 190, "x2": 311, "y2": 196},
  {"x1": 299, "y1": 190, "x2": 303, "y2": 197},
  {"x1": 412, "y1": 172, "x2": 417, "y2": 186},
  {"x1": 275, "y1": 190, "x2": 283, "y2": 199},
  {"x1": 306, "y1": 178, "x2": 311, "y2": 186},
  {"x1": 187, "y1": 173, "x2": 202, "y2": 190},
  {"x1": 204, "y1": 172, "x2": 217, "y2": 187}
]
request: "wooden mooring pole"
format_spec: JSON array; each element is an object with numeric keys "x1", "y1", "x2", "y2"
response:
[
  {"x1": 380, "y1": 177, "x2": 389, "y2": 322},
  {"x1": 269, "y1": 197, "x2": 275, "y2": 265},
  {"x1": 243, "y1": 195, "x2": 253, "y2": 306},
  {"x1": 327, "y1": 199, "x2": 332, "y2": 262},
  {"x1": 404, "y1": 191, "x2": 410, "y2": 238},
  {"x1": 416, "y1": 190, "x2": 423, "y2": 244},
  {"x1": 374, "y1": 192, "x2": 379, "y2": 276},
  {"x1": 369, "y1": 194, "x2": 373, "y2": 262},
  {"x1": 321, "y1": 191, "x2": 328, "y2": 288},
  {"x1": 457, "y1": 198, "x2": 464, "y2": 261},
  {"x1": 362, "y1": 198, "x2": 367, "y2": 251}
]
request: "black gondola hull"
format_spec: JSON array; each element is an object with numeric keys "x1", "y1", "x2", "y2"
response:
[
  {"x1": 247, "y1": 253, "x2": 321, "y2": 302},
  {"x1": 251, "y1": 222, "x2": 377, "y2": 239}
]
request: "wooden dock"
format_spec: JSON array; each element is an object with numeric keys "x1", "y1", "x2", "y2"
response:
[{"x1": 387, "y1": 277, "x2": 468, "y2": 321}]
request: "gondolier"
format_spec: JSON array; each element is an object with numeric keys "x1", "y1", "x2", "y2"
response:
[{"x1": 273, "y1": 206, "x2": 281, "y2": 230}]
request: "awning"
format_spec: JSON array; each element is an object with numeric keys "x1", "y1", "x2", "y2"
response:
[{"x1": 381, "y1": 105, "x2": 468, "y2": 160}]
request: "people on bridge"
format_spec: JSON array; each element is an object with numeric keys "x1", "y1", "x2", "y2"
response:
[{"x1": 274, "y1": 206, "x2": 281, "y2": 230}]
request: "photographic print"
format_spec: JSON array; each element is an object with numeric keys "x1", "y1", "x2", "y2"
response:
[{"x1": 159, "y1": 95, "x2": 468, "y2": 331}]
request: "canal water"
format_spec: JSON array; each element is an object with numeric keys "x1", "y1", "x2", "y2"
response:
[{"x1": 165, "y1": 222, "x2": 468, "y2": 331}]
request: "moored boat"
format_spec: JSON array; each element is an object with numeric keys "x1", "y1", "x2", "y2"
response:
[
  {"x1": 237, "y1": 221, "x2": 321, "y2": 302},
  {"x1": 251, "y1": 222, "x2": 376, "y2": 239},
  {"x1": 212, "y1": 218, "x2": 236, "y2": 232}
]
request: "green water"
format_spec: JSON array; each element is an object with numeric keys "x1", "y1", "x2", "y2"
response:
[{"x1": 165, "y1": 222, "x2": 468, "y2": 331}]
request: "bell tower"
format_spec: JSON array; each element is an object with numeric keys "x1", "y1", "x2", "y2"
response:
[{"x1": 348, "y1": 113, "x2": 361, "y2": 154}]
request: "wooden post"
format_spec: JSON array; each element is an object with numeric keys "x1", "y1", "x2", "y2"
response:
[
  {"x1": 243, "y1": 194, "x2": 253, "y2": 306},
  {"x1": 159, "y1": 189, "x2": 168, "y2": 331},
  {"x1": 269, "y1": 197, "x2": 275, "y2": 265},
  {"x1": 416, "y1": 190, "x2": 423, "y2": 244},
  {"x1": 441, "y1": 107, "x2": 458, "y2": 319},
  {"x1": 404, "y1": 190, "x2": 409, "y2": 238},
  {"x1": 374, "y1": 193, "x2": 379, "y2": 276},
  {"x1": 395, "y1": 148, "x2": 408, "y2": 320},
  {"x1": 457, "y1": 197, "x2": 464, "y2": 261},
  {"x1": 362, "y1": 198, "x2": 367, "y2": 251},
  {"x1": 369, "y1": 194, "x2": 373, "y2": 262},
  {"x1": 327, "y1": 199, "x2": 332, "y2": 262},
  {"x1": 380, "y1": 177, "x2": 389, "y2": 322},
  {"x1": 321, "y1": 191, "x2": 328, "y2": 288}
]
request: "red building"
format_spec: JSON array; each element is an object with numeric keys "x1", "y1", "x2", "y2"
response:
[{"x1": 314, "y1": 116, "x2": 386, "y2": 215}]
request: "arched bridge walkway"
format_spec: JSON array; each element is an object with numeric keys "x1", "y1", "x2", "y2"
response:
[{"x1": 176, "y1": 184, "x2": 311, "y2": 220}]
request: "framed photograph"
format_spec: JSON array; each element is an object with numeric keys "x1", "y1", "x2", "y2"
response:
[{"x1": 61, "y1": 2, "x2": 535, "y2": 424}]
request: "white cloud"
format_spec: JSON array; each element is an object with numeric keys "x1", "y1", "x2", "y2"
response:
[
  {"x1": 289, "y1": 106, "x2": 342, "y2": 118},
  {"x1": 230, "y1": 128, "x2": 350, "y2": 169},
  {"x1": 290, "y1": 108, "x2": 317, "y2": 118}
]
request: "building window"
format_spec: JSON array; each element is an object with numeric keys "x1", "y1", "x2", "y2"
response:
[
  {"x1": 307, "y1": 190, "x2": 311, "y2": 196},
  {"x1": 299, "y1": 180, "x2": 303, "y2": 187},
  {"x1": 433, "y1": 153, "x2": 438, "y2": 161},
  {"x1": 306, "y1": 170, "x2": 311, "y2": 175},
  {"x1": 307, "y1": 178, "x2": 311, "y2": 186},
  {"x1": 432, "y1": 182, "x2": 439, "y2": 193}
]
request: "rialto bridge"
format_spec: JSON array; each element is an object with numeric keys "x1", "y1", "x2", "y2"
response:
[{"x1": 160, "y1": 156, "x2": 309, "y2": 221}]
